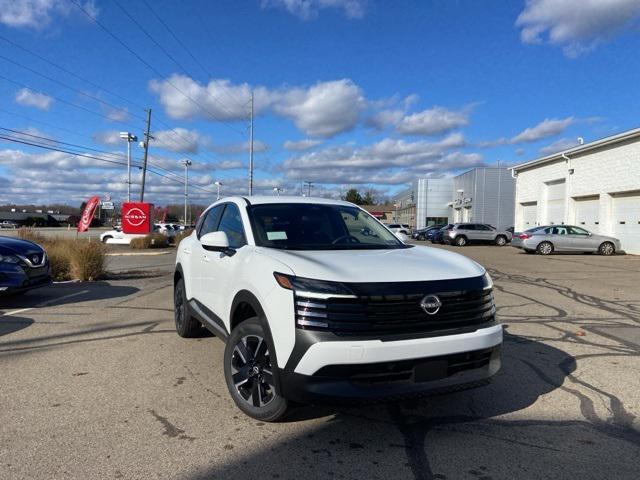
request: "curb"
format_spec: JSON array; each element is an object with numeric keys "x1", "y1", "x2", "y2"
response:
[{"x1": 105, "y1": 251, "x2": 172, "y2": 257}]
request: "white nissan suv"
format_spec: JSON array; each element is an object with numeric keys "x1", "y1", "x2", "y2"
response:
[{"x1": 174, "y1": 196, "x2": 502, "y2": 421}]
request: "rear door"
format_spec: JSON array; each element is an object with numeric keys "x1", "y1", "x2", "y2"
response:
[{"x1": 549, "y1": 225, "x2": 570, "y2": 251}]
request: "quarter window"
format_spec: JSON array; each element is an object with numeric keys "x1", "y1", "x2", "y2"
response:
[{"x1": 198, "y1": 205, "x2": 224, "y2": 238}]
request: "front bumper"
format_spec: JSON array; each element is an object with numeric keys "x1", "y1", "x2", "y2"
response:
[
  {"x1": 278, "y1": 324, "x2": 503, "y2": 403},
  {"x1": 0, "y1": 264, "x2": 52, "y2": 295}
]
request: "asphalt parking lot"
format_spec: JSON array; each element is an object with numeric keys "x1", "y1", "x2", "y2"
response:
[{"x1": 1, "y1": 244, "x2": 639, "y2": 480}]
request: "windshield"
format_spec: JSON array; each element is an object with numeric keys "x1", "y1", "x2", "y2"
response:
[{"x1": 250, "y1": 203, "x2": 406, "y2": 250}]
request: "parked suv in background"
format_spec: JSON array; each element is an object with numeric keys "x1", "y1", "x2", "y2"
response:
[
  {"x1": 412, "y1": 224, "x2": 445, "y2": 241},
  {"x1": 0, "y1": 235, "x2": 51, "y2": 296},
  {"x1": 385, "y1": 223, "x2": 412, "y2": 236},
  {"x1": 174, "y1": 197, "x2": 502, "y2": 421},
  {"x1": 442, "y1": 223, "x2": 512, "y2": 247}
]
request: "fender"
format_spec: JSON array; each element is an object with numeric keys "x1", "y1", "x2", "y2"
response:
[{"x1": 230, "y1": 289, "x2": 284, "y2": 396}]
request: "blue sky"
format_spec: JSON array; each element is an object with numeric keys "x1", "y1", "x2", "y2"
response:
[{"x1": 1, "y1": 0, "x2": 639, "y2": 205}]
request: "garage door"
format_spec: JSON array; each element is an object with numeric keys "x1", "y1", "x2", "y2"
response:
[
  {"x1": 521, "y1": 202, "x2": 537, "y2": 229},
  {"x1": 612, "y1": 192, "x2": 640, "y2": 255},
  {"x1": 546, "y1": 180, "x2": 566, "y2": 225},
  {"x1": 574, "y1": 196, "x2": 600, "y2": 232}
]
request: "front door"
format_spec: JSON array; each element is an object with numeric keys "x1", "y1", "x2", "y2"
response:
[
  {"x1": 191, "y1": 205, "x2": 224, "y2": 300},
  {"x1": 199, "y1": 203, "x2": 248, "y2": 323}
]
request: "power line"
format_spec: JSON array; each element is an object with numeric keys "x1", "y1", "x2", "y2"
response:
[
  {"x1": 70, "y1": 0, "x2": 246, "y2": 137},
  {"x1": 0, "y1": 133, "x2": 217, "y2": 195},
  {"x1": 140, "y1": 0, "x2": 247, "y2": 110}
]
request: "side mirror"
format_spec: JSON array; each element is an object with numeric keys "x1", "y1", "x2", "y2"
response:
[{"x1": 201, "y1": 231, "x2": 232, "y2": 253}]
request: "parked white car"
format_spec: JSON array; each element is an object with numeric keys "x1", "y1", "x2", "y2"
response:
[
  {"x1": 173, "y1": 197, "x2": 502, "y2": 421},
  {"x1": 0, "y1": 221, "x2": 19, "y2": 229},
  {"x1": 385, "y1": 223, "x2": 412, "y2": 236},
  {"x1": 155, "y1": 223, "x2": 177, "y2": 237},
  {"x1": 100, "y1": 227, "x2": 145, "y2": 245}
]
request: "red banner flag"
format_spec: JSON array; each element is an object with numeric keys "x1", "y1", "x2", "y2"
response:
[{"x1": 77, "y1": 196, "x2": 101, "y2": 233}]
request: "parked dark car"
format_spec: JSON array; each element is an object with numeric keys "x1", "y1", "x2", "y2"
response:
[
  {"x1": 431, "y1": 224, "x2": 454, "y2": 244},
  {"x1": 412, "y1": 224, "x2": 445, "y2": 241},
  {"x1": 0, "y1": 236, "x2": 51, "y2": 296}
]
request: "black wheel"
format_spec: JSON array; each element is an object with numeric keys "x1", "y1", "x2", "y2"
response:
[
  {"x1": 102, "y1": 235, "x2": 112, "y2": 244},
  {"x1": 173, "y1": 278, "x2": 200, "y2": 338},
  {"x1": 598, "y1": 242, "x2": 615, "y2": 256},
  {"x1": 537, "y1": 241, "x2": 554, "y2": 255},
  {"x1": 224, "y1": 318, "x2": 288, "y2": 422},
  {"x1": 454, "y1": 236, "x2": 467, "y2": 247},
  {"x1": 495, "y1": 235, "x2": 507, "y2": 246},
  {"x1": 417, "y1": 235, "x2": 425, "y2": 241}
]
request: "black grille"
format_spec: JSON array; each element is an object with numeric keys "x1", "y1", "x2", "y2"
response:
[{"x1": 295, "y1": 288, "x2": 495, "y2": 336}]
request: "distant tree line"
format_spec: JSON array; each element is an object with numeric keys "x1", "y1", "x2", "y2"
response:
[{"x1": 342, "y1": 188, "x2": 378, "y2": 205}]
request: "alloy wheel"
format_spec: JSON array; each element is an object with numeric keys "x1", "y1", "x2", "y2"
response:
[
  {"x1": 174, "y1": 283, "x2": 185, "y2": 330},
  {"x1": 600, "y1": 242, "x2": 614, "y2": 255},
  {"x1": 231, "y1": 335, "x2": 275, "y2": 407},
  {"x1": 538, "y1": 242, "x2": 553, "y2": 255}
]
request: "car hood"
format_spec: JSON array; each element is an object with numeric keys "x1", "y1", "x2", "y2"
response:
[
  {"x1": 0, "y1": 235, "x2": 44, "y2": 256},
  {"x1": 257, "y1": 245, "x2": 485, "y2": 283}
]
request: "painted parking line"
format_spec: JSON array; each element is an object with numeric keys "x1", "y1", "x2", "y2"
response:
[{"x1": 1, "y1": 290, "x2": 90, "y2": 317}]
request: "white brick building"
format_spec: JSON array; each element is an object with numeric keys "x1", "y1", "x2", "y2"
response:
[{"x1": 511, "y1": 128, "x2": 640, "y2": 254}]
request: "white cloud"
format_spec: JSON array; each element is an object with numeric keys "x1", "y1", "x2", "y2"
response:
[
  {"x1": 273, "y1": 79, "x2": 365, "y2": 137},
  {"x1": 516, "y1": 0, "x2": 640, "y2": 57},
  {"x1": 154, "y1": 128, "x2": 211, "y2": 154},
  {"x1": 92, "y1": 131, "x2": 121, "y2": 147},
  {"x1": 396, "y1": 106, "x2": 470, "y2": 136},
  {"x1": 539, "y1": 137, "x2": 580, "y2": 155},
  {"x1": 511, "y1": 117, "x2": 574, "y2": 143},
  {"x1": 15, "y1": 88, "x2": 53, "y2": 110},
  {"x1": 261, "y1": 0, "x2": 366, "y2": 20},
  {"x1": 283, "y1": 139, "x2": 324, "y2": 151},
  {"x1": 149, "y1": 75, "x2": 262, "y2": 121},
  {"x1": 105, "y1": 107, "x2": 129, "y2": 123},
  {"x1": 280, "y1": 133, "x2": 480, "y2": 185},
  {"x1": 150, "y1": 76, "x2": 364, "y2": 138},
  {"x1": 0, "y1": 0, "x2": 98, "y2": 28},
  {"x1": 212, "y1": 140, "x2": 268, "y2": 154}
]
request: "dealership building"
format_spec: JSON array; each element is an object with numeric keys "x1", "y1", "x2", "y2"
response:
[
  {"x1": 511, "y1": 127, "x2": 640, "y2": 255},
  {"x1": 393, "y1": 167, "x2": 515, "y2": 230}
]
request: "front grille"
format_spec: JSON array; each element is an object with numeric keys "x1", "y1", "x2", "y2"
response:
[{"x1": 295, "y1": 286, "x2": 495, "y2": 336}]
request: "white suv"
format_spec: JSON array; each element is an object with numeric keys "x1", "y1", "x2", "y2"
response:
[{"x1": 174, "y1": 197, "x2": 502, "y2": 421}]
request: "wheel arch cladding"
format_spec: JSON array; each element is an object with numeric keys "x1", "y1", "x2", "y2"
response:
[{"x1": 174, "y1": 264, "x2": 183, "y2": 286}]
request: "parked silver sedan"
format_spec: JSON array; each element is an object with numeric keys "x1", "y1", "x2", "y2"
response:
[{"x1": 512, "y1": 225, "x2": 621, "y2": 255}]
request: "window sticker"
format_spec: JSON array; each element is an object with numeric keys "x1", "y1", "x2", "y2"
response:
[{"x1": 267, "y1": 231, "x2": 288, "y2": 240}]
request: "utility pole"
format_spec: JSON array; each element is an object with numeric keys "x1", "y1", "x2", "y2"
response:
[
  {"x1": 180, "y1": 159, "x2": 192, "y2": 225},
  {"x1": 140, "y1": 109, "x2": 153, "y2": 202},
  {"x1": 248, "y1": 91, "x2": 254, "y2": 196},
  {"x1": 304, "y1": 180, "x2": 314, "y2": 197},
  {"x1": 214, "y1": 181, "x2": 222, "y2": 200}
]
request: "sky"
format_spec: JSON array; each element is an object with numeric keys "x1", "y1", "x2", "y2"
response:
[{"x1": 0, "y1": 0, "x2": 639, "y2": 206}]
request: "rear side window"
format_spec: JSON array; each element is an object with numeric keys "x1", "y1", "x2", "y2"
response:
[
  {"x1": 198, "y1": 205, "x2": 224, "y2": 238},
  {"x1": 460, "y1": 224, "x2": 475, "y2": 230},
  {"x1": 217, "y1": 204, "x2": 247, "y2": 248}
]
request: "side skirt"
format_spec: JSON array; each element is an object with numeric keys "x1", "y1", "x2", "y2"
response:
[{"x1": 188, "y1": 299, "x2": 229, "y2": 342}]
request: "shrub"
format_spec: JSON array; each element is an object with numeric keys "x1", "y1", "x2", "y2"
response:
[
  {"x1": 130, "y1": 233, "x2": 169, "y2": 249},
  {"x1": 45, "y1": 242, "x2": 72, "y2": 281},
  {"x1": 69, "y1": 240, "x2": 106, "y2": 281}
]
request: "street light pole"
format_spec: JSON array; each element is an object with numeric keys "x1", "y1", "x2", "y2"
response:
[
  {"x1": 180, "y1": 159, "x2": 192, "y2": 225},
  {"x1": 248, "y1": 91, "x2": 254, "y2": 196},
  {"x1": 120, "y1": 132, "x2": 138, "y2": 202},
  {"x1": 214, "y1": 181, "x2": 222, "y2": 200}
]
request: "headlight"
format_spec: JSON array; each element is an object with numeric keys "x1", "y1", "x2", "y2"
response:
[
  {"x1": 0, "y1": 254, "x2": 20, "y2": 264},
  {"x1": 483, "y1": 272, "x2": 493, "y2": 290},
  {"x1": 273, "y1": 272, "x2": 355, "y2": 297}
]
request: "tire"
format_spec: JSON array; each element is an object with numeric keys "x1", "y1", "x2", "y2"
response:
[
  {"x1": 454, "y1": 236, "x2": 467, "y2": 247},
  {"x1": 101, "y1": 235, "x2": 112, "y2": 244},
  {"x1": 598, "y1": 242, "x2": 615, "y2": 256},
  {"x1": 536, "y1": 241, "x2": 554, "y2": 255},
  {"x1": 173, "y1": 278, "x2": 201, "y2": 338},
  {"x1": 495, "y1": 235, "x2": 507, "y2": 246},
  {"x1": 417, "y1": 235, "x2": 425, "y2": 241},
  {"x1": 224, "y1": 317, "x2": 289, "y2": 422}
]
